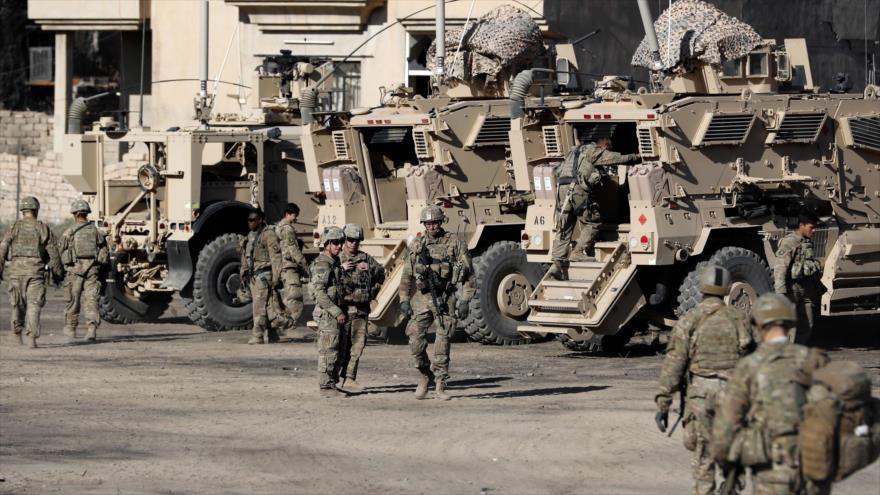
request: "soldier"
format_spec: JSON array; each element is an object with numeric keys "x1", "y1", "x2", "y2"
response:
[
  {"x1": 59, "y1": 200, "x2": 109, "y2": 342},
  {"x1": 239, "y1": 209, "x2": 283, "y2": 345},
  {"x1": 338, "y1": 223, "x2": 385, "y2": 392},
  {"x1": 399, "y1": 206, "x2": 474, "y2": 401},
  {"x1": 712, "y1": 293, "x2": 831, "y2": 495},
  {"x1": 273, "y1": 203, "x2": 309, "y2": 333},
  {"x1": 774, "y1": 210, "x2": 823, "y2": 345},
  {"x1": 549, "y1": 136, "x2": 640, "y2": 280},
  {"x1": 654, "y1": 265, "x2": 755, "y2": 495},
  {"x1": 0, "y1": 196, "x2": 63, "y2": 348},
  {"x1": 309, "y1": 226, "x2": 346, "y2": 397}
]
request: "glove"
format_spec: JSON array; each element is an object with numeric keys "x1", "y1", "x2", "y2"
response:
[
  {"x1": 456, "y1": 298, "x2": 469, "y2": 320},
  {"x1": 336, "y1": 313, "x2": 347, "y2": 325},
  {"x1": 400, "y1": 300, "x2": 412, "y2": 317},
  {"x1": 655, "y1": 410, "x2": 668, "y2": 433}
]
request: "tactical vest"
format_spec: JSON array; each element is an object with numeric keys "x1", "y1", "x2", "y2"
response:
[
  {"x1": 555, "y1": 144, "x2": 603, "y2": 189},
  {"x1": 791, "y1": 238, "x2": 821, "y2": 279},
  {"x1": 246, "y1": 228, "x2": 271, "y2": 273},
  {"x1": 72, "y1": 223, "x2": 98, "y2": 259},
  {"x1": 751, "y1": 344, "x2": 811, "y2": 440},
  {"x1": 8, "y1": 219, "x2": 48, "y2": 259},
  {"x1": 413, "y1": 234, "x2": 460, "y2": 293},
  {"x1": 689, "y1": 300, "x2": 743, "y2": 376},
  {"x1": 309, "y1": 254, "x2": 341, "y2": 304},
  {"x1": 341, "y1": 252, "x2": 374, "y2": 304}
]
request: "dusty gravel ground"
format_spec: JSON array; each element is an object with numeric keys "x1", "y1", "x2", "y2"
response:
[{"x1": 1, "y1": 288, "x2": 878, "y2": 495}]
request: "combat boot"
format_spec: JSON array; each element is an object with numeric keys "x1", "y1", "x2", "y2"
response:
[
  {"x1": 247, "y1": 335, "x2": 265, "y2": 345},
  {"x1": 435, "y1": 380, "x2": 452, "y2": 401},
  {"x1": 547, "y1": 260, "x2": 568, "y2": 281},
  {"x1": 27, "y1": 335, "x2": 37, "y2": 349},
  {"x1": 15, "y1": 333, "x2": 23, "y2": 345},
  {"x1": 84, "y1": 326, "x2": 97, "y2": 342},
  {"x1": 342, "y1": 378, "x2": 364, "y2": 392},
  {"x1": 63, "y1": 327, "x2": 77, "y2": 343}
]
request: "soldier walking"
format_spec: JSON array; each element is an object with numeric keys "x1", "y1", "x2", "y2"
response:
[
  {"x1": 549, "y1": 136, "x2": 640, "y2": 280},
  {"x1": 712, "y1": 293, "x2": 831, "y2": 495},
  {"x1": 0, "y1": 196, "x2": 63, "y2": 348},
  {"x1": 309, "y1": 226, "x2": 346, "y2": 397},
  {"x1": 273, "y1": 203, "x2": 309, "y2": 334},
  {"x1": 774, "y1": 210, "x2": 823, "y2": 345},
  {"x1": 399, "y1": 206, "x2": 474, "y2": 401},
  {"x1": 59, "y1": 200, "x2": 109, "y2": 343},
  {"x1": 654, "y1": 266, "x2": 755, "y2": 495},
  {"x1": 239, "y1": 209, "x2": 283, "y2": 345},
  {"x1": 338, "y1": 223, "x2": 385, "y2": 392}
]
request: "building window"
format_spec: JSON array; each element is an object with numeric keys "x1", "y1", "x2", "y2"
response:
[
  {"x1": 29, "y1": 47, "x2": 54, "y2": 83},
  {"x1": 327, "y1": 62, "x2": 361, "y2": 111},
  {"x1": 407, "y1": 32, "x2": 433, "y2": 97}
]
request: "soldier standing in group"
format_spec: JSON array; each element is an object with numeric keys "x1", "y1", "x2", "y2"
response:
[
  {"x1": 774, "y1": 210, "x2": 823, "y2": 345},
  {"x1": 549, "y1": 136, "x2": 640, "y2": 280},
  {"x1": 654, "y1": 265, "x2": 755, "y2": 495},
  {"x1": 338, "y1": 223, "x2": 385, "y2": 392},
  {"x1": 239, "y1": 209, "x2": 283, "y2": 345},
  {"x1": 273, "y1": 203, "x2": 309, "y2": 333},
  {"x1": 399, "y1": 206, "x2": 474, "y2": 401},
  {"x1": 0, "y1": 196, "x2": 63, "y2": 348},
  {"x1": 59, "y1": 200, "x2": 109, "y2": 343},
  {"x1": 712, "y1": 293, "x2": 831, "y2": 495},
  {"x1": 309, "y1": 226, "x2": 346, "y2": 397}
]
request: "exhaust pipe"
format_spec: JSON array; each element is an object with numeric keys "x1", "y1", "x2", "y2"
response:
[
  {"x1": 300, "y1": 88, "x2": 318, "y2": 125},
  {"x1": 509, "y1": 70, "x2": 534, "y2": 119},
  {"x1": 636, "y1": 0, "x2": 663, "y2": 71}
]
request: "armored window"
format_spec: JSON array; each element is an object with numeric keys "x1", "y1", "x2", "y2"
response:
[
  {"x1": 841, "y1": 116, "x2": 880, "y2": 153},
  {"x1": 542, "y1": 126, "x2": 562, "y2": 157},
  {"x1": 721, "y1": 58, "x2": 743, "y2": 78},
  {"x1": 693, "y1": 113, "x2": 756, "y2": 147},
  {"x1": 369, "y1": 127, "x2": 409, "y2": 144},
  {"x1": 747, "y1": 53, "x2": 769, "y2": 77},
  {"x1": 768, "y1": 112, "x2": 827, "y2": 144}
]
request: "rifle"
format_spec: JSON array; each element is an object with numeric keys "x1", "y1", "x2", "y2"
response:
[
  {"x1": 718, "y1": 465, "x2": 743, "y2": 495},
  {"x1": 418, "y1": 243, "x2": 448, "y2": 316},
  {"x1": 667, "y1": 387, "x2": 686, "y2": 437}
]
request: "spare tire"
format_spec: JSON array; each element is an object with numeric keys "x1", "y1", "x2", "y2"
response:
[{"x1": 676, "y1": 246, "x2": 772, "y2": 317}]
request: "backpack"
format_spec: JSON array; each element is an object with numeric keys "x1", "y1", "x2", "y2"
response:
[{"x1": 799, "y1": 360, "x2": 880, "y2": 482}]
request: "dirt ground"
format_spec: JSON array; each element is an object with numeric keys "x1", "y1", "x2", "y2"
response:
[{"x1": 1, "y1": 288, "x2": 878, "y2": 495}]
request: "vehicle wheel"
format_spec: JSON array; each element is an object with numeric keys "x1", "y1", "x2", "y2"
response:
[
  {"x1": 463, "y1": 241, "x2": 545, "y2": 345},
  {"x1": 676, "y1": 246, "x2": 772, "y2": 317},
  {"x1": 183, "y1": 233, "x2": 252, "y2": 331},
  {"x1": 99, "y1": 279, "x2": 172, "y2": 324}
]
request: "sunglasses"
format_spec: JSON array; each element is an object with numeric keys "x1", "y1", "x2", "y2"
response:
[
  {"x1": 247, "y1": 217, "x2": 260, "y2": 223},
  {"x1": 328, "y1": 240, "x2": 343, "y2": 246},
  {"x1": 345, "y1": 238, "x2": 360, "y2": 243},
  {"x1": 423, "y1": 220, "x2": 441, "y2": 226}
]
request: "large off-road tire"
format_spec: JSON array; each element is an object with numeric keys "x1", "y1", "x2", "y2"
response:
[
  {"x1": 463, "y1": 241, "x2": 545, "y2": 345},
  {"x1": 676, "y1": 246, "x2": 773, "y2": 317},
  {"x1": 183, "y1": 233, "x2": 252, "y2": 331},
  {"x1": 99, "y1": 280, "x2": 172, "y2": 324}
]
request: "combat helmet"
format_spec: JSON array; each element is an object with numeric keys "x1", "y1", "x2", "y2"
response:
[
  {"x1": 19, "y1": 196, "x2": 39, "y2": 211},
  {"x1": 420, "y1": 205, "x2": 445, "y2": 223},
  {"x1": 343, "y1": 223, "x2": 364, "y2": 241},
  {"x1": 70, "y1": 199, "x2": 91, "y2": 214},
  {"x1": 699, "y1": 265, "x2": 732, "y2": 296},
  {"x1": 322, "y1": 226, "x2": 344, "y2": 245},
  {"x1": 751, "y1": 293, "x2": 796, "y2": 329}
]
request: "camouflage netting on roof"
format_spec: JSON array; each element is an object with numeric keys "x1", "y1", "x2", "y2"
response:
[
  {"x1": 426, "y1": 5, "x2": 544, "y2": 86},
  {"x1": 631, "y1": 0, "x2": 764, "y2": 73}
]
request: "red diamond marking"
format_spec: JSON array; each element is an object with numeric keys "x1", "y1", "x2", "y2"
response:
[{"x1": 638, "y1": 214, "x2": 647, "y2": 225}]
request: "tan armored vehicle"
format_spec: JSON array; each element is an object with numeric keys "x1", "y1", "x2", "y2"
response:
[
  {"x1": 62, "y1": 48, "x2": 334, "y2": 330},
  {"x1": 515, "y1": 0, "x2": 880, "y2": 351},
  {"x1": 301, "y1": 6, "x2": 581, "y2": 344}
]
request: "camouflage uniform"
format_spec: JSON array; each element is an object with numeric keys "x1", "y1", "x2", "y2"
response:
[
  {"x1": 0, "y1": 198, "x2": 63, "y2": 346},
  {"x1": 274, "y1": 217, "x2": 309, "y2": 331},
  {"x1": 399, "y1": 227, "x2": 473, "y2": 384},
  {"x1": 774, "y1": 233, "x2": 823, "y2": 345},
  {"x1": 552, "y1": 143, "x2": 639, "y2": 263},
  {"x1": 338, "y1": 245, "x2": 385, "y2": 383},
  {"x1": 239, "y1": 225, "x2": 282, "y2": 343},
  {"x1": 59, "y1": 209, "x2": 109, "y2": 341},
  {"x1": 309, "y1": 248, "x2": 344, "y2": 389},
  {"x1": 656, "y1": 296, "x2": 754, "y2": 495},
  {"x1": 712, "y1": 338, "x2": 830, "y2": 495}
]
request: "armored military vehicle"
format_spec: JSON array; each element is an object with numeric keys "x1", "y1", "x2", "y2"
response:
[
  {"x1": 63, "y1": 45, "x2": 335, "y2": 330},
  {"x1": 301, "y1": 5, "x2": 581, "y2": 344},
  {"x1": 515, "y1": 0, "x2": 880, "y2": 351}
]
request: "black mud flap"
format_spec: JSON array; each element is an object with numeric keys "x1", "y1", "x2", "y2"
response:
[{"x1": 165, "y1": 240, "x2": 193, "y2": 290}]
